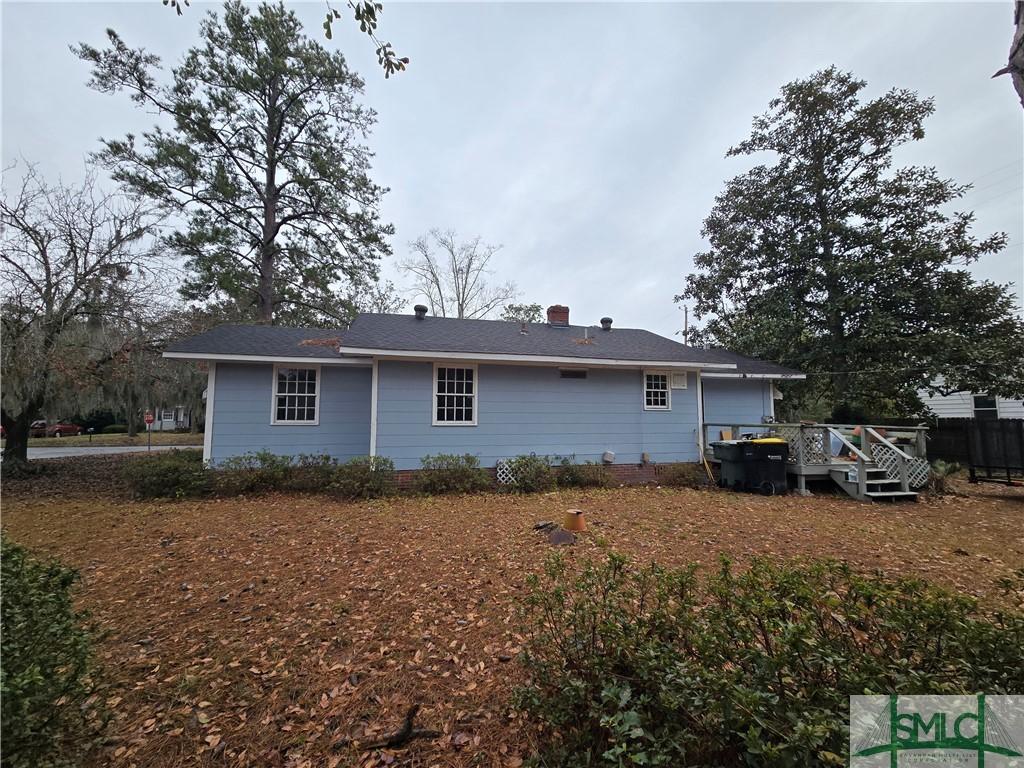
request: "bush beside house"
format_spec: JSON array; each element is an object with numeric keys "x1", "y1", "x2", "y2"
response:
[{"x1": 121, "y1": 448, "x2": 707, "y2": 500}]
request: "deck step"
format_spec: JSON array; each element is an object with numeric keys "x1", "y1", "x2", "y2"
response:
[
  {"x1": 829, "y1": 466, "x2": 888, "y2": 477},
  {"x1": 863, "y1": 491, "x2": 918, "y2": 500}
]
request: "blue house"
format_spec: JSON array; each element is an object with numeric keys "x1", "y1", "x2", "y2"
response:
[{"x1": 164, "y1": 305, "x2": 803, "y2": 476}]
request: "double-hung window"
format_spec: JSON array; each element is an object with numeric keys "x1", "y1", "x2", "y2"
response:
[
  {"x1": 644, "y1": 370, "x2": 671, "y2": 410},
  {"x1": 272, "y1": 365, "x2": 319, "y2": 424},
  {"x1": 434, "y1": 364, "x2": 477, "y2": 425},
  {"x1": 972, "y1": 394, "x2": 998, "y2": 420}
]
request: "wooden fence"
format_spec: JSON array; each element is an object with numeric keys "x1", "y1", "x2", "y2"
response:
[{"x1": 928, "y1": 417, "x2": 1024, "y2": 484}]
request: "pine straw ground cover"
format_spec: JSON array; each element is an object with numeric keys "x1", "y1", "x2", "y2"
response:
[{"x1": 2, "y1": 456, "x2": 1023, "y2": 768}]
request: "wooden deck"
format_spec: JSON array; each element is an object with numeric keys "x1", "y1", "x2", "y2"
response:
[{"x1": 702, "y1": 422, "x2": 930, "y2": 500}]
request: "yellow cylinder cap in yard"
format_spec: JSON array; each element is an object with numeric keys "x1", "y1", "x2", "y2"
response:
[{"x1": 751, "y1": 437, "x2": 787, "y2": 444}]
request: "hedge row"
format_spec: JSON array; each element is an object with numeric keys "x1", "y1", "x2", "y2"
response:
[{"x1": 123, "y1": 450, "x2": 708, "y2": 500}]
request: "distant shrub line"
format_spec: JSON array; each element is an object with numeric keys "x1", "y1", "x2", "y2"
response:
[{"x1": 122, "y1": 450, "x2": 708, "y2": 500}]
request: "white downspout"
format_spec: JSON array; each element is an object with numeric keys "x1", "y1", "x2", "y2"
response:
[
  {"x1": 369, "y1": 358, "x2": 379, "y2": 456},
  {"x1": 203, "y1": 361, "x2": 217, "y2": 466},
  {"x1": 696, "y1": 370, "x2": 705, "y2": 460}
]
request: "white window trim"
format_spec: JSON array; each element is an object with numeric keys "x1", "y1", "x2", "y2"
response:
[
  {"x1": 270, "y1": 363, "x2": 321, "y2": 426},
  {"x1": 432, "y1": 362, "x2": 478, "y2": 426},
  {"x1": 643, "y1": 369, "x2": 672, "y2": 411},
  {"x1": 972, "y1": 394, "x2": 1000, "y2": 418}
]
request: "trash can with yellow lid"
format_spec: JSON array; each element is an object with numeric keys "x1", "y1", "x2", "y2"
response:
[{"x1": 710, "y1": 438, "x2": 788, "y2": 495}]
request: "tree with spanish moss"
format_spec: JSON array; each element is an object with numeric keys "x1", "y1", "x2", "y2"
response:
[
  {"x1": 1, "y1": 164, "x2": 167, "y2": 463},
  {"x1": 75, "y1": 1, "x2": 394, "y2": 326},
  {"x1": 679, "y1": 67, "x2": 1024, "y2": 417}
]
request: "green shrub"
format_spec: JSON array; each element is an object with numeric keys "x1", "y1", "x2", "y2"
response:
[
  {"x1": 214, "y1": 451, "x2": 345, "y2": 494},
  {"x1": 215, "y1": 450, "x2": 295, "y2": 494},
  {"x1": 517, "y1": 554, "x2": 1024, "y2": 768},
  {"x1": 416, "y1": 453, "x2": 491, "y2": 494},
  {"x1": 331, "y1": 456, "x2": 396, "y2": 499},
  {"x1": 929, "y1": 459, "x2": 960, "y2": 495},
  {"x1": 500, "y1": 454, "x2": 556, "y2": 493},
  {"x1": 556, "y1": 458, "x2": 613, "y2": 488},
  {"x1": 100, "y1": 424, "x2": 128, "y2": 434},
  {"x1": 287, "y1": 453, "x2": 339, "y2": 491},
  {"x1": 658, "y1": 461, "x2": 707, "y2": 488},
  {"x1": 1, "y1": 536, "x2": 105, "y2": 767},
  {"x1": 122, "y1": 449, "x2": 209, "y2": 499}
]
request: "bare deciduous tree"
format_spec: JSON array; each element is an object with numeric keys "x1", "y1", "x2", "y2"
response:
[
  {"x1": 1, "y1": 164, "x2": 166, "y2": 462},
  {"x1": 400, "y1": 229, "x2": 518, "y2": 319}
]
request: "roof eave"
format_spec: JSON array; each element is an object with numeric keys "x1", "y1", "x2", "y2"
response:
[
  {"x1": 336, "y1": 345, "x2": 738, "y2": 369},
  {"x1": 162, "y1": 351, "x2": 369, "y2": 365},
  {"x1": 701, "y1": 372, "x2": 806, "y2": 380}
]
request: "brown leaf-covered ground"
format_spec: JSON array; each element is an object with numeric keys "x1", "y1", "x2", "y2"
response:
[{"x1": 2, "y1": 456, "x2": 1023, "y2": 768}]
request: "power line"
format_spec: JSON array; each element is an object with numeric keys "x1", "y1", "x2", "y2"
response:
[
  {"x1": 963, "y1": 172, "x2": 1024, "y2": 197},
  {"x1": 968, "y1": 185, "x2": 1024, "y2": 210},
  {"x1": 967, "y1": 158, "x2": 1024, "y2": 185}
]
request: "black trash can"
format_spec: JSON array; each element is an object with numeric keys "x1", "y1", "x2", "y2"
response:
[
  {"x1": 711, "y1": 438, "x2": 788, "y2": 495},
  {"x1": 711, "y1": 440, "x2": 748, "y2": 490}
]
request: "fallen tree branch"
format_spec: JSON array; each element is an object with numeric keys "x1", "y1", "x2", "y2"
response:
[{"x1": 332, "y1": 704, "x2": 441, "y2": 751}]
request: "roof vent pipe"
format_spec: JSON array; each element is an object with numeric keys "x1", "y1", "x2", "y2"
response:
[
  {"x1": 600, "y1": 317, "x2": 613, "y2": 330},
  {"x1": 413, "y1": 304, "x2": 428, "y2": 320}
]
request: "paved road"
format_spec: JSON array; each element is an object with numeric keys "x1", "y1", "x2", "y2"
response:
[{"x1": 25, "y1": 445, "x2": 201, "y2": 460}]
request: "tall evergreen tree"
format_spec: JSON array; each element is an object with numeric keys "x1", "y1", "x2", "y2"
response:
[
  {"x1": 679, "y1": 67, "x2": 1024, "y2": 417},
  {"x1": 75, "y1": 1, "x2": 393, "y2": 325}
]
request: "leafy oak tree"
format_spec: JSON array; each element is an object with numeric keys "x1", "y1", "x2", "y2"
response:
[
  {"x1": 679, "y1": 68, "x2": 1024, "y2": 417},
  {"x1": 75, "y1": 1, "x2": 394, "y2": 325},
  {"x1": 500, "y1": 303, "x2": 544, "y2": 323}
]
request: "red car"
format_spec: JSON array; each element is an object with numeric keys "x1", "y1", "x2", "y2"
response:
[{"x1": 29, "y1": 420, "x2": 83, "y2": 438}]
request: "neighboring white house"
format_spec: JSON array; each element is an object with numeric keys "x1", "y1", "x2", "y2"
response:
[
  {"x1": 153, "y1": 405, "x2": 192, "y2": 431},
  {"x1": 920, "y1": 378, "x2": 1024, "y2": 419}
]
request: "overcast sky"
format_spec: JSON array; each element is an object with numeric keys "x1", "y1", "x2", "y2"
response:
[{"x1": 3, "y1": 1, "x2": 1022, "y2": 339}]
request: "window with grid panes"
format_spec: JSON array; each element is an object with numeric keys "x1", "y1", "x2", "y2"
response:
[
  {"x1": 273, "y1": 366, "x2": 318, "y2": 423},
  {"x1": 644, "y1": 372, "x2": 670, "y2": 409},
  {"x1": 434, "y1": 366, "x2": 476, "y2": 424}
]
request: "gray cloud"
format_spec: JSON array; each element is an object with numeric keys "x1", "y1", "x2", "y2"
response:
[{"x1": 3, "y1": 1, "x2": 1021, "y2": 338}]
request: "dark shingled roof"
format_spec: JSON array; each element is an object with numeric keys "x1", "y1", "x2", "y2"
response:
[
  {"x1": 165, "y1": 325, "x2": 344, "y2": 359},
  {"x1": 165, "y1": 314, "x2": 803, "y2": 376}
]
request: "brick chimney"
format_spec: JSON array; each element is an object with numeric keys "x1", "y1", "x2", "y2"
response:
[{"x1": 546, "y1": 305, "x2": 570, "y2": 326}]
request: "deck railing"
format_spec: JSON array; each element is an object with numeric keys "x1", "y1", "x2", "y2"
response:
[
  {"x1": 701, "y1": 422, "x2": 931, "y2": 494},
  {"x1": 702, "y1": 423, "x2": 927, "y2": 458}
]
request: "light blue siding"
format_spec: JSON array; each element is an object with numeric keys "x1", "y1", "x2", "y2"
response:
[
  {"x1": 702, "y1": 378, "x2": 773, "y2": 440},
  {"x1": 209, "y1": 363, "x2": 371, "y2": 464},
  {"x1": 375, "y1": 361, "x2": 699, "y2": 470}
]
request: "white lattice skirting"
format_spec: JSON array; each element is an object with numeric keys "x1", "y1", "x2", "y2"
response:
[
  {"x1": 495, "y1": 459, "x2": 518, "y2": 486},
  {"x1": 873, "y1": 444, "x2": 931, "y2": 488}
]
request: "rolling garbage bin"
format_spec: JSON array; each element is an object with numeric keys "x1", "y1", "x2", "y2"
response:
[{"x1": 710, "y1": 437, "x2": 788, "y2": 495}]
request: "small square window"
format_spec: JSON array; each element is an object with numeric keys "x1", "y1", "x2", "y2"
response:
[{"x1": 973, "y1": 394, "x2": 998, "y2": 420}]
